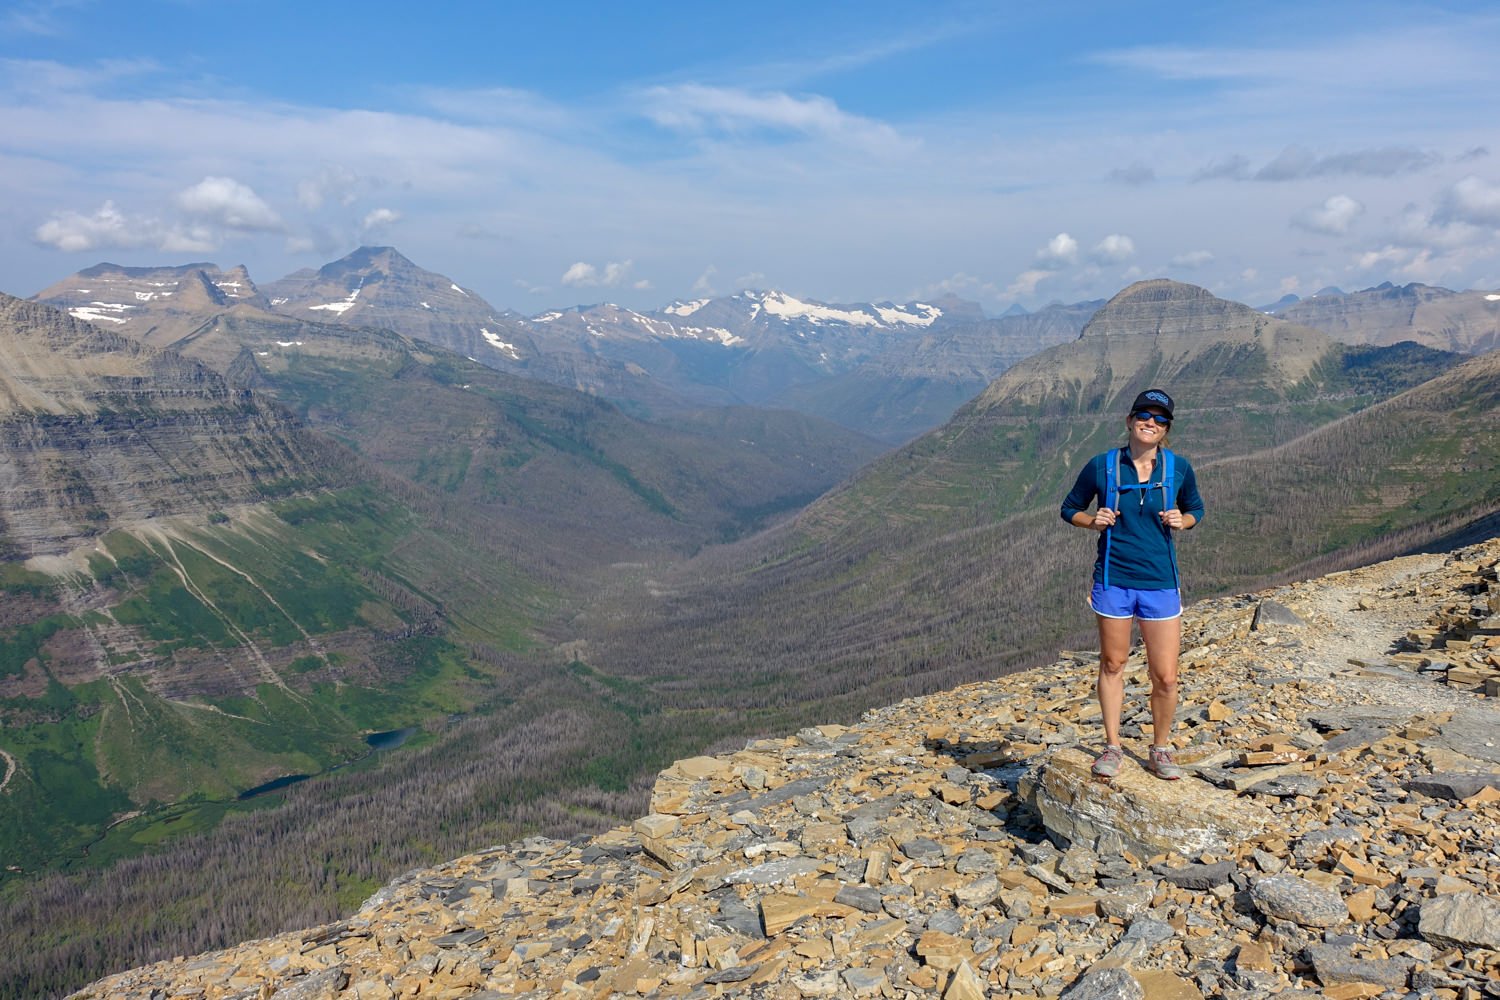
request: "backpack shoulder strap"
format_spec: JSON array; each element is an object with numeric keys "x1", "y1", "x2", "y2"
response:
[
  {"x1": 1101, "y1": 448, "x2": 1123, "y2": 588},
  {"x1": 1161, "y1": 448, "x2": 1177, "y2": 509}
]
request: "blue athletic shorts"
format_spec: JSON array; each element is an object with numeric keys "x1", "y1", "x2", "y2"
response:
[{"x1": 1090, "y1": 583, "x2": 1182, "y2": 621}]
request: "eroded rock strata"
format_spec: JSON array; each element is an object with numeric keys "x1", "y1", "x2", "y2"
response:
[{"x1": 72, "y1": 538, "x2": 1500, "y2": 999}]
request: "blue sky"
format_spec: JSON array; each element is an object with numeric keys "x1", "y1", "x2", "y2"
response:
[{"x1": 3, "y1": 1, "x2": 1498, "y2": 313}]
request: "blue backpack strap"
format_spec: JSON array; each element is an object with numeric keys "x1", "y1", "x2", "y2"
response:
[
  {"x1": 1101, "y1": 448, "x2": 1122, "y2": 588},
  {"x1": 1160, "y1": 448, "x2": 1181, "y2": 590}
]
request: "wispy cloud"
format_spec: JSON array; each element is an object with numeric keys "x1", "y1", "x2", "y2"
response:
[{"x1": 640, "y1": 84, "x2": 910, "y2": 154}]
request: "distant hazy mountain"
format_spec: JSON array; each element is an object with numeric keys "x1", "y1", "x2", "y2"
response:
[
  {"x1": 33, "y1": 248, "x2": 1090, "y2": 441},
  {"x1": 1268, "y1": 281, "x2": 1500, "y2": 354},
  {"x1": 31, "y1": 261, "x2": 268, "y2": 349}
]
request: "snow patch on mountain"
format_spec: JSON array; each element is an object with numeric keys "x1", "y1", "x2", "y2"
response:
[
  {"x1": 481, "y1": 327, "x2": 520, "y2": 359},
  {"x1": 663, "y1": 299, "x2": 710, "y2": 317},
  {"x1": 309, "y1": 285, "x2": 361, "y2": 315},
  {"x1": 69, "y1": 303, "x2": 132, "y2": 324},
  {"x1": 753, "y1": 291, "x2": 941, "y2": 328}
]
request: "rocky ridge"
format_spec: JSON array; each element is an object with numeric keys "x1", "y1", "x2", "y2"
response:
[
  {"x1": 72, "y1": 536, "x2": 1500, "y2": 1000},
  {"x1": 1271, "y1": 283, "x2": 1500, "y2": 356}
]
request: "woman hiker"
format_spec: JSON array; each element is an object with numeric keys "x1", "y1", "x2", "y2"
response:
[{"x1": 1060, "y1": 389, "x2": 1205, "y2": 780}]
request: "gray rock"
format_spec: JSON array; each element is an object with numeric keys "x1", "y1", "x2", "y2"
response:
[
  {"x1": 840, "y1": 967, "x2": 887, "y2": 996},
  {"x1": 1246, "y1": 773, "x2": 1325, "y2": 798},
  {"x1": 1252, "y1": 599, "x2": 1305, "y2": 629},
  {"x1": 274, "y1": 969, "x2": 349, "y2": 1000},
  {"x1": 927, "y1": 909, "x2": 965, "y2": 935},
  {"x1": 1405, "y1": 771, "x2": 1500, "y2": 801},
  {"x1": 1250, "y1": 875, "x2": 1348, "y2": 928},
  {"x1": 1062, "y1": 966, "x2": 1146, "y2": 1000},
  {"x1": 1306, "y1": 943, "x2": 1411, "y2": 988},
  {"x1": 954, "y1": 848, "x2": 997, "y2": 874},
  {"x1": 702, "y1": 965, "x2": 756, "y2": 984},
  {"x1": 834, "y1": 885, "x2": 883, "y2": 913},
  {"x1": 713, "y1": 894, "x2": 765, "y2": 938},
  {"x1": 1159, "y1": 860, "x2": 1236, "y2": 889},
  {"x1": 1293, "y1": 826, "x2": 1362, "y2": 862},
  {"x1": 1058, "y1": 845, "x2": 1100, "y2": 883},
  {"x1": 432, "y1": 929, "x2": 487, "y2": 948},
  {"x1": 1104, "y1": 916, "x2": 1175, "y2": 963},
  {"x1": 953, "y1": 875, "x2": 1002, "y2": 909},
  {"x1": 1098, "y1": 883, "x2": 1154, "y2": 922},
  {"x1": 1311, "y1": 725, "x2": 1392, "y2": 754},
  {"x1": 723, "y1": 857, "x2": 821, "y2": 886},
  {"x1": 899, "y1": 837, "x2": 944, "y2": 862},
  {"x1": 1419, "y1": 891, "x2": 1500, "y2": 950}
]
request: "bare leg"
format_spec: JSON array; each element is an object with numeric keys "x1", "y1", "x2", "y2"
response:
[
  {"x1": 1096, "y1": 615, "x2": 1134, "y2": 747},
  {"x1": 1139, "y1": 616, "x2": 1181, "y2": 746}
]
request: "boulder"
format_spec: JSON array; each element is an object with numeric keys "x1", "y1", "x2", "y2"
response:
[{"x1": 1019, "y1": 746, "x2": 1270, "y2": 857}]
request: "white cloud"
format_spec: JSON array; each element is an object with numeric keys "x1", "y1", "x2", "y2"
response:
[
  {"x1": 641, "y1": 84, "x2": 909, "y2": 154},
  {"x1": 175, "y1": 176, "x2": 282, "y2": 232},
  {"x1": 690, "y1": 265, "x2": 718, "y2": 295},
  {"x1": 1005, "y1": 268, "x2": 1053, "y2": 299},
  {"x1": 561, "y1": 259, "x2": 634, "y2": 287},
  {"x1": 1170, "y1": 250, "x2": 1214, "y2": 269},
  {"x1": 632, "y1": 278, "x2": 652, "y2": 290},
  {"x1": 34, "y1": 201, "x2": 143, "y2": 252},
  {"x1": 297, "y1": 164, "x2": 360, "y2": 211},
  {"x1": 1435, "y1": 175, "x2": 1500, "y2": 228},
  {"x1": 1090, "y1": 234, "x2": 1136, "y2": 265},
  {"x1": 360, "y1": 207, "x2": 401, "y2": 236},
  {"x1": 1293, "y1": 194, "x2": 1364, "y2": 235},
  {"x1": 1034, "y1": 233, "x2": 1078, "y2": 269},
  {"x1": 911, "y1": 271, "x2": 1002, "y2": 302}
]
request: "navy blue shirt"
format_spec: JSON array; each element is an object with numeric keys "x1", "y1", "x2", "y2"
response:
[{"x1": 1059, "y1": 448, "x2": 1205, "y2": 590}]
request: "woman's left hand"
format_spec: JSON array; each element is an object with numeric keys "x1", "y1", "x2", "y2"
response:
[{"x1": 1159, "y1": 508, "x2": 1185, "y2": 530}]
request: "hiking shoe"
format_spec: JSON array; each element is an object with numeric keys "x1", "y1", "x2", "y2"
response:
[
  {"x1": 1092, "y1": 745, "x2": 1124, "y2": 778},
  {"x1": 1148, "y1": 745, "x2": 1183, "y2": 780}
]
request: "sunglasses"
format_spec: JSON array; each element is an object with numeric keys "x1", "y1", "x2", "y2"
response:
[{"x1": 1131, "y1": 410, "x2": 1172, "y2": 426}]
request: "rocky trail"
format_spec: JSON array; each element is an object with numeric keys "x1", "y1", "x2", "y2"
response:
[{"x1": 70, "y1": 538, "x2": 1500, "y2": 1000}]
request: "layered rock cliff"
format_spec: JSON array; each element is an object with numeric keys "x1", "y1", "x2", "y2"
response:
[
  {"x1": 71, "y1": 535, "x2": 1500, "y2": 999},
  {"x1": 0, "y1": 294, "x2": 329, "y2": 557}
]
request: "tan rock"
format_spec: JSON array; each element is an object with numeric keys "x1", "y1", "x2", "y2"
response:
[
  {"x1": 943, "y1": 960, "x2": 988, "y2": 1000},
  {"x1": 1135, "y1": 970, "x2": 1206, "y2": 1000}
]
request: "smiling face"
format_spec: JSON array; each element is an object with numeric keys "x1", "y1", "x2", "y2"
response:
[{"x1": 1127, "y1": 407, "x2": 1171, "y2": 449}]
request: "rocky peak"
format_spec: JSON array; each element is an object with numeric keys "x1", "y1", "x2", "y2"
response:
[
  {"x1": 69, "y1": 536, "x2": 1500, "y2": 999},
  {"x1": 1080, "y1": 279, "x2": 1263, "y2": 338}
]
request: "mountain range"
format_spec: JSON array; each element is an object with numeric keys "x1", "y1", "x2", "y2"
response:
[
  {"x1": 32, "y1": 248, "x2": 1096, "y2": 441},
  {"x1": 5, "y1": 256, "x2": 1500, "y2": 999}
]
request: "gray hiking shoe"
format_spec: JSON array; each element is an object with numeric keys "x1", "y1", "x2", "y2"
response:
[
  {"x1": 1092, "y1": 745, "x2": 1124, "y2": 778},
  {"x1": 1148, "y1": 745, "x2": 1183, "y2": 780}
]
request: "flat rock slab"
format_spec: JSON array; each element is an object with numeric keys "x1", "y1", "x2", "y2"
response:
[
  {"x1": 1019, "y1": 746, "x2": 1271, "y2": 857},
  {"x1": 1405, "y1": 771, "x2": 1500, "y2": 800},
  {"x1": 1250, "y1": 874, "x2": 1348, "y2": 929},
  {"x1": 1418, "y1": 891, "x2": 1500, "y2": 950}
]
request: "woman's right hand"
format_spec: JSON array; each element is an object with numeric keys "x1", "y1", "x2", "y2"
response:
[{"x1": 1092, "y1": 507, "x2": 1116, "y2": 531}]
